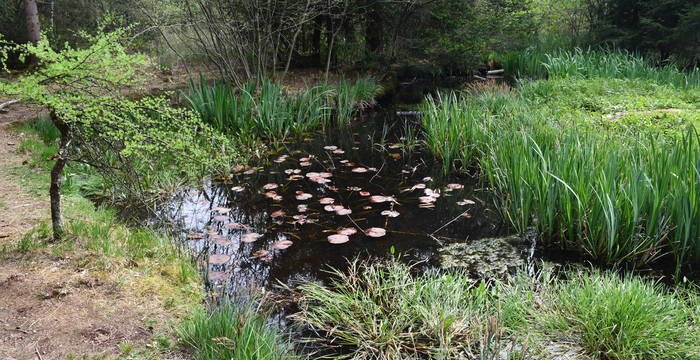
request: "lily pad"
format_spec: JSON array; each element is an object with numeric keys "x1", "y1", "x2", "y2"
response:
[
  {"x1": 209, "y1": 254, "x2": 231, "y2": 265},
  {"x1": 365, "y1": 227, "x2": 387, "y2": 238},
  {"x1": 272, "y1": 240, "x2": 294, "y2": 250},
  {"x1": 241, "y1": 233, "x2": 263, "y2": 243},
  {"x1": 327, "y1": 234, "x2": 350, "y2": 244}
]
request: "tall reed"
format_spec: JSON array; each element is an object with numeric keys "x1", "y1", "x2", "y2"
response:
[
  {"x1": 421, "y1": 87, "x2": 700, "y2": 271},
  {"x1": 503, "y1": 48, "x2": 700, "y2": 89},
  {"x1": 184, "y1": 76, "x2": 380, "y2": 141}
]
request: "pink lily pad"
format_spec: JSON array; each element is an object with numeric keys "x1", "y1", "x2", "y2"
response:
[
  {"x1": 208, "y1": 254, "x2": 231, "y2": 265},
  {"x1": 338, "y1": 227, "x2": 357, "y2": 236},
  {"x1": 223, "y1": 223, "x2": 248, "y2": 230},
  {"x1": 296, "y1": 192, "x2": 313, "y2": 200},
  {"x1": 456, "y1": 199, "x2": 476, "y2": 206},
  {"x1": 380, "y1": 210, "x2": 400, "y2": 218},
  {"x1": 252, "y1": 250, "x2": 269, "y2": 258},
  {"x1": 271, "y1": 210, "x2": 286, "y2": 218},
  {"x1": 241, "y1": 233, "x2": 263, "y2": 243},
  {"x1": 335, "y1": 208, "x2": 353, "y2": 216},
  {"x1": 231, "y1": 186, "x2": 245, "y2": 192},
  {"x1": 359, "y1": 191, "x2": 370, "y2": 196},
  {"x1": 297, "y1": 204, "x2": 308, "y2": 212},
  {"x1": 323, "y1": 145, "x2": 338, "y2": 151},
  {"x1": 327, "y1": 234, "x2": 350, "y2": 244},
  {"x1": 365, "y1": 227, "x2": 387, "y2": 238},
  {"x1": 213, "y1": 215, "x2": 230, "y2": 222},
  {"x1": 272, "y1": 240, "x2": 294, "y2": 250},
  {"x1": 352, "y1": 167, "x2": 368, "y2": 173},
  {"x1": 263, "y1": 183, "x2": 279, "y2": 190},
  {"x1": 319, "y1": 197, "x2": 335, "y2": 204},
  {"x1": 208, "y1": 272, "x2": 230, "y2": 281},
  {"x1": 446, "y1": 183, "x2": 464, "y2": 190}
]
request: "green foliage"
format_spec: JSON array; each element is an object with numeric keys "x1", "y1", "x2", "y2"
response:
[
  {"x1": 178, "y1": 301, "x2": 298, "y2": 360},
  {"x1": 296, "y1": 259, "x2": 700, "y2": 360},
  {"x1": 540, "y1": 271, "x2": 700, "y2": 359},
  {"x1": 184, "y1": 77, "x2": 380, "y2": 142},
  {"x1": 421, "y1": 72, "x2": 700, "y2": 270},
  {"x1": 293, "y1": 259, "x2": 533, "y2": 360},
  {"x1": 1, "y1": 26, "x2": 240, "y2": 204},
  {"x1": 504, "y1": 48, "x2": 700, "y2": 89}
]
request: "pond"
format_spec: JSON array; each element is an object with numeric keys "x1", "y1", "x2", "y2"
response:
[{"x1": 162, "y1": 82, "x2": 533, "y2": 303}]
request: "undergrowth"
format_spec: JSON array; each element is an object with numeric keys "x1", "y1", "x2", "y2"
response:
[{"x1": 294, "y1": 259, "x2": 700, "y2": 360}]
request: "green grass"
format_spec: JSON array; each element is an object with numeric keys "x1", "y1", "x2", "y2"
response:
[
  {"x1": 293, "y1": 259, "x2": 534, "y2": 360},
  {"x1": 420, "y1": 76, "x2": 700, "y2": 271},
  {"x1": 178, "y1": 301, "x2": 298, "y2": 360},
  {"x1": 184, "y1": 76, "x2": 381, "y2": 142},
  {"x1": 294, "y1": 259, "x2": 700, "y2": 360},
  {"x1": 540, "y1": 271, "x2": 700, "y2": 360},
  {"x1": 503, "y1": 47, "x2": 700, "y2": 89}
]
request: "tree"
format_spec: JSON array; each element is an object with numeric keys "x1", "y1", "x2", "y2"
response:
[
  {"x1": 1, "y1": 25, "x2": 237, "y2": 241},
  {"x1": 24, "y1": 0, "x2": 40, "y2": 45}
]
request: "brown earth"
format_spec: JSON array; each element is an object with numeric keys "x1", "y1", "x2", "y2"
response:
[{"x1": 0, "y1": 109, "x2": 189, "y2": 359}]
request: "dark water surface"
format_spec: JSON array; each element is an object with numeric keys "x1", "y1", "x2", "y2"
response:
[{"x1": 163, "y1": 107, "x2": 511, "y2": 298}]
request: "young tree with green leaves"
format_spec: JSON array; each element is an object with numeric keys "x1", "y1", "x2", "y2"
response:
[{"x1": 0, "y1": 26, "x2": 238, "y2": 241}]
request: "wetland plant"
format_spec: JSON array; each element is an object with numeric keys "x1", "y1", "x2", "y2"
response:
[
  {"x1": 179, "y1": 300, "x2": 298, "y2": 360},
  {"x1": 420, "y1": 79, "x2": 700, "y2": 271}
]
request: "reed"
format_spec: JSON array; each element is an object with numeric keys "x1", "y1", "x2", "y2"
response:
[
  {"x1": 184, "y1": 77, "x2": 380, "y2": 141},
  {"x1": 420, "y1": 79, "x2": 700, "y2": 271},
  {"x1": 503, "y1": 47, "x2": 700, "y2": 89}
]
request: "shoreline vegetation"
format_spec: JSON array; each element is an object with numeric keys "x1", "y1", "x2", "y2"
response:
[{"x1": 1, "y1": 1, "x2": 700, "y2": 358}]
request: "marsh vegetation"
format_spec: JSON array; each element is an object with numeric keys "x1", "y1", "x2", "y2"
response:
[{"x1": 2, "y1": 0, "x2": 700, "y2": 359}]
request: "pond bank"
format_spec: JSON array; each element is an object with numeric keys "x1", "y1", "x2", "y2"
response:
[{"x1": 0, "y1": 123, "x2": 200, "y2": 359}]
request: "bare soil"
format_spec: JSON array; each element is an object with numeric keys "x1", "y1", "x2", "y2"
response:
[{"x1": 0, "y1": 112, "x2": 188, "y2": 359}]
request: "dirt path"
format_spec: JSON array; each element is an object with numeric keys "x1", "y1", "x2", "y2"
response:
[{"x1": 0, "y1": 112, "x2": 188, "y2": 359}]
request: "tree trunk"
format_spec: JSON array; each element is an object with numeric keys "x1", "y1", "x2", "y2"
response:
[
  {"x1": 49, "y1": 111, "x2": 69, "y2": 242},
  {"x1": 24, "y1": 0, "x2": 41, "y2": 66},
  {"x1": 24, "y1": 0, "x2": 41, "y2": 45},
  {"x1": 365, "y1": 1, "x2": 383, "y2": 53}
]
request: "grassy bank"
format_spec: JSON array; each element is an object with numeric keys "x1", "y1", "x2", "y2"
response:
[
  {"x1": 420, "y1": 50, "x2": 700, "y2": 272},
  {"x1": 184, "y1": 77, "x2": 381, "y2": 143},
  {"x1": 294, "y1": 259, "x2": 700, "y2": 360}
]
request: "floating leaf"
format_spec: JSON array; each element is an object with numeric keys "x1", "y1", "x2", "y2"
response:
[
  {"x1": 223, "y1": 223, "x2": 248, "y2": 230},
  {"x1": 209, "y1": 254, "x2": 231, "y2": 265},
  {"x1": 323, "y1": 145, "x2": 338, "y2": 151},
  {"x1": 333, "y1": 149, "x2": 345, "y2": 154},
  {"x1": 363, "y1": 205, "x2": 372, "y2": 210},
  {"x1": 272, "y1": 240, "x2": 294, "y2": 250},
  {"x1": 231, "y1": 186, "x2": 245, "y2": 192},
  {"x1": 187, "y1": 233, "x2": 205, "y2": 240},
  {"x1": 289, "y1": 175, "x2": 304, "y2": 181},
  {"x1": 327, "y1": 234, "x2": 350, "y2": 244},
  {"x1": 319, "y1": 197, "x2": 335, "y2": 204},
  {"x1": 351, "y1": 167, "x2": 368, "y2": 173},
  {"x1": 456, "y1": 199, "x2": 476, "y2": 206},
  {"x1": 359, "y1": 191, "x2": 370, "y2": 196},
  {"x1": 296, "y1": 192, "x2": 313, "y2": 200},
  {"x1": 284, "y1": 169, "x2": 302, "y2": 175},
  {"x1": 212, "y1": 207, "x2": 231, "y2": 214},
  {"x1": 335, "y1": 208, "x2": 352, "y2": 216},
  {"x1": 446, "y1": 183, "x2": 464, "y2": 190},
  {"x1": 462, "y1": 213, "x2": 473, "y2": 218},
  {"x1": 297, "y1": 204, "x2": 308, "y2": 212},
  {"x1": 213, "y1": 215, "x2": 230, "y2": 222},
  {"x1": 324, "y1": 205, "x2": 344, "y2": 212},
  {"x1": 423, "y1": 177, "x2": 433, "y2": 182},
  {"x1": 300, "y1": 162, "x2": 312, "y2": 167},
  {"x1": 365, "y1": 227, "x2": 387, "y2": 238},
  {"x1": 338, "y1": 227, "x2": 357, "y2": 236},
  {"x1": 263, "y1": 183, "x2": 279, "y2": 190},
  {"x1": 381, "y1": 210, "x2": 400, "y2": 218},
  {"x1": 264, "y1": 191, "x2": 278, "y2": 198},
  {"x1": 369, "y1": 195, "x2": 390, "y2": 203},
  {"x1": 271, "y1": 210, "x2": 286, "y2": 218},
  {"x1": 241, "y1": 233, "x2": 263, "y2": 243},
  {"x1": 208, "y1": 272, "x2": 230, "y2": 281}
]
